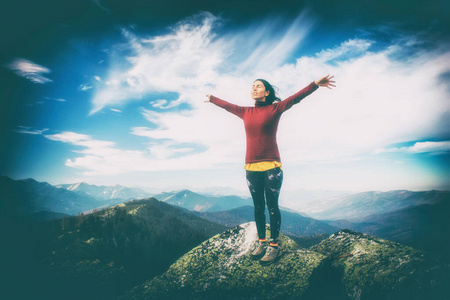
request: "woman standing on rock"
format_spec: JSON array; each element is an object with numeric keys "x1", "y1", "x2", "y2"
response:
[{"x1": 205, "y1": 75, "x2": 335, "y2": 265}]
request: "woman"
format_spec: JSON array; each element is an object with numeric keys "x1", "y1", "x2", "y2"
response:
[{"x1": 205, "y1": 75, "x2": 335, "y2": 265}]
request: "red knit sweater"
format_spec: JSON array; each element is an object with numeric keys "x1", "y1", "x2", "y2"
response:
[{"x1": 210, "y1": 81, "x2": 318, "y2": 164}]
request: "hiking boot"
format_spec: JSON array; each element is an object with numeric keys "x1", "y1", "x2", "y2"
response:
[
  {"x1": 260, "y1": 246, "x2": 282, "y2": 265},
  {"x1": 250, "y1": 242, "x2": 268, "y2": 260}
]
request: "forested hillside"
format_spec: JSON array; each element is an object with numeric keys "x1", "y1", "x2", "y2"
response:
[{"x1": 1, "y1": 198, "x2": 226, "y2": 300}]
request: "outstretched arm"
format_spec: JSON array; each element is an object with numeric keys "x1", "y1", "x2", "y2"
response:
[
  {"x1": 205, "y1": 94, "x2": 246, "y2": 119},
  {"x1": 277, "y1": 75, "x2": 336, "y2": 112}
]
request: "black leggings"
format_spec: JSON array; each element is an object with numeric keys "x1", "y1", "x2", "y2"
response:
[{"x1": 246, "y1": 167, "x2": 283, "y2": 244}]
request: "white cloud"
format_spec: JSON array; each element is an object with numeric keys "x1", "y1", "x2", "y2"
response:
[
  {"x1": 7, "y1": 58, "x2": 52, "y2": 84},
  {"x1": 271, "y1": 40, "x2": 450, "y2": 165},
  {"x1": 80, "y1": 84, "x2": 93, "y2": 91},
  {"x1": 408, "y1": 141, "x2": 450, "y2": 153},
  {"x1": 44, "y1": 97, "x2": 67, "y2": 102},
  {"x1": 132, "y1": 33, "x2": 449, "y2": 170},
  {"x1": 45, "y1": 132, "x2": 137, "y2": 175},
  {"x1": 89, "y1": 12, "x2": 315, "y2": 114},
  {"x1": 48, "y1": 13, "x2": 450, "y2": 186},
  {"x1": 14, "y1": 126, "x2": 49, "y2": 135},
  {"x1": 375, "y1": 141, "x2": 450, "y2": 154},
  {"x1": 110, "y1": 108, "x2": 122, "y2": 113},
  {"x1": 89, "y1": 13, "x2": 224, "y2": 114},
  {"x1": 44, "y1": 130, "x2": 226, "y2": 176},
  {"x1": 151, "y1": 99, "x2": 182, "y2": 109},
  {"x1": 234, "y1": 12, "x2": 314, "y2": 73},
  {"x1": 314, "y1": 39, "x2": 373, "y2": 62}
]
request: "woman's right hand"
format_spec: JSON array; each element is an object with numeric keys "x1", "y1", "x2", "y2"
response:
[{"x1": 205, "y1": 94, "x2": 211, "y2": 102}]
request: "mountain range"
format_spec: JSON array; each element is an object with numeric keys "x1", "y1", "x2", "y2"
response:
[
  {"x1": 0, "y1": 176, "x2": 103, "y2": 219},
  {"x1": 195, "y1": 205, "x2": 339, "y2": 237},
  {"x1": 341, "y1": 196, "x2": 450, "y2": 255},
  {"x1": 154, "y1": 189, "x2": 252, "y2": 212},
  {"x1": 296, "y1": 190, "x2": 449, "y2": 221},
  {"x1": 2, "y1": 177, "x2": 449, "y2": 300},
  {"x1": 2, "y1": 176, "x2": 449, "y2": 255},
  {"x1": 164, "y1": 188, "x2": 449, "y2": 255},
  {"x1": 1, "y1": 177, "x2": 152, "y2": 220},
  {"x1": 56, "y1": 182, "x2": 152, "y2": 201}
]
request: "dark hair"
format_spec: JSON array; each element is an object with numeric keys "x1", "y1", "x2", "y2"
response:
[{"x1": 254, "y1": 79, "x2": 281, "y2": 104}]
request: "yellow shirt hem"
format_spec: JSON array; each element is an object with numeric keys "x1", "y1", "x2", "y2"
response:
[{"x1": 244, "y1": 161, "x2": 282, "y2": 171}]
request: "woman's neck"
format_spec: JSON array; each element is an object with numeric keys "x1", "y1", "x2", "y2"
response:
[{"x1": 255, "y1": 101, "x2": 270, "y2": 107}]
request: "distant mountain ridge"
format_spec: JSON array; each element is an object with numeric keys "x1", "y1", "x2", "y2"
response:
[
  {"x1": 300, "y1": 190, "x2": 450, "y2": 221},
  {"x1": 193, "y1": 186, "x2": 249, "y2": 197},
  {"x1": 195, "y1": 205, "x2": 339, "y2": 237},
  {"x1": 336, "y1": 195, "x2": 450, "y2": 256},
  {"x1": 56, "y1": 182, "x2": 151, "y2": 201},
  {"x1": 4, "y1": 176, "x2": 448, "y2": 222},
  {"x1": 0, "y1": 176, "x2": 104, "y2": 218},
  {"x1": 0, "y1": 176, "x2": 127, "y2": 219},
  {"x1": 3, "y1": 175, "x2": 449, "y2": 257},
  {"x1": 154, "y1": 189, "x2": 252, "y2": 212}
]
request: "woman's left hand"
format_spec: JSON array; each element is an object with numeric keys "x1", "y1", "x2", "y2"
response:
[{"x1": 315, "y1": 75, "x2": 336, "y2": 89}]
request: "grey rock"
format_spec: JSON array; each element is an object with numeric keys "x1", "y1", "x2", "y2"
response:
[
  {"x1": 121, "y1": 226, "x2": 450, "y2": 300},
  {"x1": 311, "y1": 229, "x2": 450, "y2": 300},
  {"x1": 122, "y1": 222, "x2": 327, "y2": 300}
]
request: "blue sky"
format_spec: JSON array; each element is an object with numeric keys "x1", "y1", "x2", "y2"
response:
[{"x1": 1, "y1": 0, "x2": 449, "y2": 192}]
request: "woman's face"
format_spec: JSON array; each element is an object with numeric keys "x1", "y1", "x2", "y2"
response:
[{"x1": 251, "y1": 80, "x2": 269, "y2": 102}]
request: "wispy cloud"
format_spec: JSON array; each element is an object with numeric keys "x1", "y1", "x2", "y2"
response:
[
  {"x1": 151, "y1": 99, "x2": 182, "y2": 109},
  {"x1": 7, "y1": 58, "x2": 52, "y2": 84},
  {"x1": 89, "y1": 12, "x2": 315, "y2": 114},
  {"x1": 89, "y1": 12, "x2": 224, "y2": 114},
  {"x1": 375, "y1": 141, "x2": 450, "y2": 154},
  {"x1": 14, "y1": 126, "x2": 49, "y2": 135},
  {"x1": 44, "y1": 131, "x2": 214, "y2": 175},
  {"x1": 314, "y1": 39, "x2": 373, "y2": 62},
  {"x1": 44, "y1": 97, "x2": 67, "y2": 102},
  {"x1": 80, "y1": 84, "x2": 93, "y2": 91},
  {"x1": 233, "y1": 11, "x2": 314, "y2": 73},
  {"x1": 45, "y1": 132, "x2": 129, "y2": 175},
  {"x1": 91, "y1": 0, "x2": 110, "y2": 13},
  {"x1": 45, "y1": 131, "x2": 114, "y2": 148}
]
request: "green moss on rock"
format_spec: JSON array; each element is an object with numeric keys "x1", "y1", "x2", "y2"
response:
[
  {"x1": 122, "y1": 222, "x2": 326, "y2": 300},
  {"x1": 120, "y1": 227, "x2": 449, "y2": 300},
  {"x1": 311, "y1": 229, "x2": 450, "y2": 300}
]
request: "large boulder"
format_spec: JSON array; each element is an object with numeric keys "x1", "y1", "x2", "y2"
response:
[
  {"x1": 311, "y1": 229, "x2": 450, "y2": 300},
  {"x1": 122, "y1": 222, "x2": 328, "y2": 300},
  {"x1": 121, "y1": 225, "x2": 449, "y2": 300}
]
